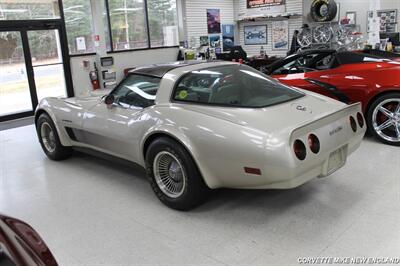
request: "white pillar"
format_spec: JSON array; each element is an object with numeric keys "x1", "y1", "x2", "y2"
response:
[{"x1": 90, "y1": 0, "x2": 108, "y2": 57}]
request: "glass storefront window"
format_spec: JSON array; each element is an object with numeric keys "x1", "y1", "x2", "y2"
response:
[
  {"x1": 0, "y1": 0, "x2": 60, "y2": 20},
  {"x1": 147, "y1": 0, "x2": 178, "y2": 47},
  {"x1": 63, "y1": 0, "x2": 96, "y2": 55},
  {"x1": 107, "y1": 0, "x2": 149, "y2": 50}
]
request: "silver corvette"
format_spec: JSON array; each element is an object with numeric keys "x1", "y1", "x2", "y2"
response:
[{"x1": 35, "y1": 61, "x2": 366, "y2": 210}]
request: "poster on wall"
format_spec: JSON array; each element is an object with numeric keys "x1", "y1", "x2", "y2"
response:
[
  {"x1": 207, "y1": 9, "x2": 221, "y2": 34},
  {"x1": 222, "y1": 24, "x2": 235, "y2": 51},
  {"x1": 247, "y1": 0, "x2": 285, "y2": 9},
  {"x1": 272, "y1": 21, "x2": 289, "y2": 50},
  {"x1": 244, "y1": 25, "x2": 267, "y2": 45},
  {"x1": 200, "y1": 36, "x2": 209, "y2": 46},
  {"x1": 209, "y1": 35, "x2": 222, "y2": 48}
]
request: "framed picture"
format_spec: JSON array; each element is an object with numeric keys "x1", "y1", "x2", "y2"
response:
[
  {"x1": 207, "y1": 9, "x2": 221, "y2": 34},
  {"x1": 244, "y1": 25, "x2": 267, "y2": 45},
  {"x1": 272, "y1": 21, "x2": 289, "y2": 50},
  {"x1": 346, "y1": 11, "x2": 357, "y2": 25},
  {"x1": 209, "y1": 35, "x2": 221, "y2": 48}
]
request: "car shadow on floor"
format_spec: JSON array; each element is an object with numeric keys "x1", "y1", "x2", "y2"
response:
[{"x1": 68, "y1": 147, "x2": 363, "y2": 226}]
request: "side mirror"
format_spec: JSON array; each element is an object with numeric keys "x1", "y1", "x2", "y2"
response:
[{"x1": 104, "y1": 94, "x2": 115, "y2": 107}]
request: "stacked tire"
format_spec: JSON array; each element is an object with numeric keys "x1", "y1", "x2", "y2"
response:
[{"x1": 310, "y1": 0, "x2": 338, "y2": 22}]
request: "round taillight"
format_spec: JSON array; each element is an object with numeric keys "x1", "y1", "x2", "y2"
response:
[
  {"x1": 350, "y1": 116, "x2": 357, "y2": 132},
  {"x1": 357, "y1": 112, "x2": 364, "y2": 128},
  {"x1": 308, "y1": 134, "x2": 320, "y2": 154},
  {"x1": 293, "y1": 139, "x2": 306, "y2": 160}
]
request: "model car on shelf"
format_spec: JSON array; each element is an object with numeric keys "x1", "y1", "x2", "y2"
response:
[
  {"x1": 266, "y1": 49, "x2": 400, "y2": 146},
  {"x1": 35, "y1": 61, "x2": 365, "y2": 210},
  {"x1": 0, "y1": 213, "x2": 57, "y2": 265}
]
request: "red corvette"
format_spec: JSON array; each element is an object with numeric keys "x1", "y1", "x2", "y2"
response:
[{"x1": 266, "y1": 50, "x2": 400, "y2": 146}]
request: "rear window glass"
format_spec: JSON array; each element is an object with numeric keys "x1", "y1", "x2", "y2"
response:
[{"x1": 173, "y1": 64, "x2": 303, "y2": 108}]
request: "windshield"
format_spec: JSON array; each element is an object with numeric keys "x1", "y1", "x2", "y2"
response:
[{"x1": 173, "y1": 64, "x2": 304, "y2": 108}]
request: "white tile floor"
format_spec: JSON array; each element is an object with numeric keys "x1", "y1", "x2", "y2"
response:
[{"x1": 0, "y1": 125, "x2": 399, "y2": 266}]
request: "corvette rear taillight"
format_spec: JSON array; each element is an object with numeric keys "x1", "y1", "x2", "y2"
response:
[
  {"x1": 357, "y1": 112, "x2": 364, "y2": 128},
  {"x1": 350, "y1": 116, "x2": 357, "y2": 132},
  {"x1": 293, "y1": 139, "x2": 306, "y2": 160},
  {"x1": 308, "y1": 134, "x2": 320, "y2": 154}
]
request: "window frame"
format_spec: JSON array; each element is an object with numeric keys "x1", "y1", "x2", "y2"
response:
[
  {"x1": 170, "y1": 65, "x2": 305, "y2": 109},
  {"x1": 104, "y1": 0, "x2": 179, "y2": 54}
]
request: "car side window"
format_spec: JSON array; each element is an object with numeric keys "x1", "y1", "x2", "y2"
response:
[{"x1": 111, "y1": 74, "x2": 161, "y2": 108}]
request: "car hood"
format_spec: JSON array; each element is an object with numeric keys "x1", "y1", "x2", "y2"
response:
[{"x1": 174, "y1": 92, "x2": 346, "y2": 134}]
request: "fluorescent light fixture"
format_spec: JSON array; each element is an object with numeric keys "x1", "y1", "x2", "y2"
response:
[
  {"x1": 113, "y1": 7, "x2": 142, "y2": 12},
  {"x1": 0, "y1": 9, "x2": 28, "y2": 13}
]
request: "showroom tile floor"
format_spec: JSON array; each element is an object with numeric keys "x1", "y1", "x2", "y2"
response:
[{"x1": 0, "y1": 125, "x2": 399, "y2": 266}]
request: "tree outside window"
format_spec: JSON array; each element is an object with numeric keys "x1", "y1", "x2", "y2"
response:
[
  {"x1": 63, "y1": 0, "x2": 95, "y2": 55},
  {"x1": 147, "y1": 0, "x2": 178, "y2": 47}
]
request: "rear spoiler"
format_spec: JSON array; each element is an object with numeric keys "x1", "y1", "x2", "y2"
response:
[{"x1": 290, "y1": 102, "x2": 362, "y2": 140}]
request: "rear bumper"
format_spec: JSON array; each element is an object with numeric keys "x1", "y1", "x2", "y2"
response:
[
  {"x1": 237, "y1": 134, "x2": 363, "y2": 189},
  {"x1": 233, "y1": 104, "x2": 366, "y2": 189}
]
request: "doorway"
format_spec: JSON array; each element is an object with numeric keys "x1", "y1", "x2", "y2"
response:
[{"x1": 0, "y1": 21, "x2": 73, "y2": 122}]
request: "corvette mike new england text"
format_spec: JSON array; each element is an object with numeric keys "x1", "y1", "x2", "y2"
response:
[{"x1": 297, "y1": 257, "x2": 400, "y2": 264}]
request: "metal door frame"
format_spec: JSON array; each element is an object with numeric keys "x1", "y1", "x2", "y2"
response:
[{"x1": 0, "y1": 1, "x2": 74, "y2": 122}]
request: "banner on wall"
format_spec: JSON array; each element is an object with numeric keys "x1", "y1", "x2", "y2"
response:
[
  {"x1": 272, "y1": 21, "x2": 289, "y2": 50},
  {"x1": 244, "y1": 0, "x2": 286, "y2": 18},
  {"x1": 247, "y1": 0, "x2": 285, "y2": 9}
]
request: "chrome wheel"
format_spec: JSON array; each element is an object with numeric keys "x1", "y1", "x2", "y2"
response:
[
  {"x1": 41, "y1": 122, "x2": 56, "y2": 153},
  {"x1": 372, "y1": 98, "x2": 400, "y2": 143},
  {"x1": 153, "y1": 151, "x2": 186, "y2": 198},
  {"x1": 297, "y1": 29, "x2": 313, "y2": 47},
  {"x1": 313, "y1": 25, "x2": 332, "y2": 43}
]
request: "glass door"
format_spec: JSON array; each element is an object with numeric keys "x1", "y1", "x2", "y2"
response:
[
  {"x1": 0, "y1": 23, "x2": 72, "y2": 122},
  {"x1": 0, "y1": 31, "x2": 33, "y2": 116},
  {"x1": 27, "y1": 29, "x2": 67, "y2": 101}
]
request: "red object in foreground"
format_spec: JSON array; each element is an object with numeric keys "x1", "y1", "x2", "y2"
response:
[{"x1": 0, "y1": 213, "x2": 58, "y2": 266}]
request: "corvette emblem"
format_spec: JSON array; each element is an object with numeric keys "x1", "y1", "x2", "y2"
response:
[
  {"x1": 329, "y1": 126, "x2": 343, "y2": 136},
  {"x1": 296, "y1": 105, "x2": 307, "y2": 111}
]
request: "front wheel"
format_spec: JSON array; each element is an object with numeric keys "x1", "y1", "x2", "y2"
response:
[
  {"x1": 367, "y1": 93, "x2": 400, "y2": 146},
  {"x1": 36, "y1": 113, "x2": 73, "y2": 160},
  {"x1": 145, "y1": 137, "x2": 210, "y2": 210}
]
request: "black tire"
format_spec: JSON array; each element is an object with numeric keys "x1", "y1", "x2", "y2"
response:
[
  {"x1": 145, "y1": 137, "x2": 210, "y2": 210},
  {"x1": 310, "y1": 0, "x2": 337, "y2": 22},
  {"x1": 36, "y1": 113, "x2": 73, "y2": 160},
  {"x1": 366, "y1": 92, "x2": 400, "y2": 146}
]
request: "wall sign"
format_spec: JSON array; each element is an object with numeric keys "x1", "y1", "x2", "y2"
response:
[
  {"x1": 243, "y1": 0, "x2": 286, "y2": 18},
  {"x1": 247, "y1": 0, "x2": 285, "y2": 9},
  {"x1": 76, "y1": 37, "x2": 86, "y2": 51}
]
